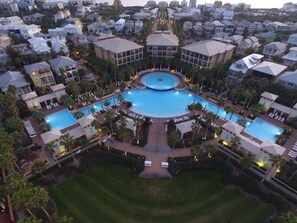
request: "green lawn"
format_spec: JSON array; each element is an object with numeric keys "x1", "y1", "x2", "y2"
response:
[{"x1": 49, "y1": 163, "x2": 272, "y2": 223}]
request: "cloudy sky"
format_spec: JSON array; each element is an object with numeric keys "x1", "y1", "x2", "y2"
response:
[{"x1": 103, "y1": 0, "x2": 287, "y2": 9}]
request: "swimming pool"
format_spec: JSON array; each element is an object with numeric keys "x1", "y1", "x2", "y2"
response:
[
  {"x1": 141, "y1": 72, "x2": 180, "y2": 90},
  {"x1": 79, "y1": 97, "x2": 120, "y2": 116},
  {"x1": 123, "y1": 88, "x2": 245, "y2": 123},
  {"x1": 46, "y1": 109, "x2": 77, "y2": 130},
  {"x1": 243, "y1": 118, "x2": 283, "y2": 142}
]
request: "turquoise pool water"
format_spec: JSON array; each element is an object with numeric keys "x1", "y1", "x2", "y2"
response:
[
  {"x1": 79, "y1": 97, "x2": 120, "y2": 116},
  {"x1": 243, "y1": 118, "x2": 283, "y2": 142},
  {"x1": 123, "y1": 89, "x2": 245, "y2": 123},
  {"x1": 141, "y1": 72, "x2": 180, "y2": 90},
  {"x1": 46, "y1": 109, "x2": 77, "y2": 130}
]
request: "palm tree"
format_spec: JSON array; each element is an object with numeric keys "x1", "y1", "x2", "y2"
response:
[
  {"x1": 4, "y1": 172, "x2": 27, "y2": 195},
  {"x1": 91, "y1": 119, "x2": 102, "y2": 145},
  {"x1": 168, "y1": 131, "x2": 180, "y2": 158},
  {"x1": 192, "y1": 86, "x2": 199, "y2": 103},
  {"x1": 7, "y1": 85, "x2": 17, "y2": 96},
  {"x1": 279, "y1": 211, "x2": 297, "y2": 223},
  {"x1": 204, "y1": 112, "x2": 216, "y2": 140},
  {"x1": 134, "y1": 117, "x2": 144, "y2": 144},
  {"x1": 27, "y1": 186, "x2": 50, "y2": 219},
  {"x1": 17, "y1": 216, "x2": 42, "y2": 223},
  {"x1": 31, "y1": 162, "x2": 46, "y2": 178},
  {"x1": 105, "y1": 110, "x2": 115, "y2": 134},
  {"x1": 191, "y1": 119, "x2": 201, "y2": 143},
  {"x1": 261, "y1": 154, "x2": 286, "y2": 183},
  {"x1": 118, "y1": 115, "x2": 127, "y2": 129},
  {"x1": 224, "y1": 105, "x2": 232, "y2": 120},
  {"x1": 104, "y1": 100, "x2": 111, "y2": 108},
  {"x1": 60, "y1": 133, "x2": 75, "y2": 161},
  {"x1": 246, "y1": 89, "x2": 257, "y2": 109},
  {"x1": 74, "y1": 111, "x2": 84, "y2": 119},
  {"x1": 205, "y1": 144, "x2": 217, "y2": 158},
  {"x1": 216, "y1": 97, "x2": 225, "y2": 116},
  {"x1": 0, "y1": 143, "x2": 16, "y2": 170},
  {"x1": 32, "y1": 111, "x2": 45, "y2": 123},
  {"x1": 191, "y1": 144, "x2": 202, "y2": 160},
  {"x1": 242, "y1": 89, "x2": 251, "y2": 109},
  {"x1": 239, "y1": 155, "x2": 253, "y2": 172},
  {"x1": 44, "y1": 142, "x2": 61, "y2": 167},
  {"x1": 117, "y1": 128, "x2": 131, "y2": 155},
  {"x1": 118, "y1": 94, "x2": 124, "y2": 103},
  {"x1": 229, "y1": 136, "x2": 241, "y2": 160}
]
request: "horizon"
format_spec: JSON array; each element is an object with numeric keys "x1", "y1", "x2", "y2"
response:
[{"x1": 99, "y1": 0, "x2": 288, "y2": 9}]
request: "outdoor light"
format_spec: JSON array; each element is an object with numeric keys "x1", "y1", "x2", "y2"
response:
[
  {"x1": 276, "y1": 168, "x2": 281, "y2": 173},
  {"x1": 256, "y1": 160, "x2": 264, "y2": 167}
]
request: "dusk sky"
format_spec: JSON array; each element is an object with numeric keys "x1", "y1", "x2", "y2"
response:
[{"x1": 102, "y1": 0, "x2": 288, "y2": 9}]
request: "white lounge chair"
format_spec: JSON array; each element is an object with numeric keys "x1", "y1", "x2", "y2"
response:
[
  {"x1": 281, "y1": 117, "x2": 285, "y2": 122},
  {"x1": 288, "y1": 153, "x2": 297, "y2": 158}
]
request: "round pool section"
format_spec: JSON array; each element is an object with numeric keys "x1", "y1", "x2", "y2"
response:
[{"x1": 141, "y1": 72, "x2": 180, "y2": 90}]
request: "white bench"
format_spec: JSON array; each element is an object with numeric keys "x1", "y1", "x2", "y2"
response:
[
  {"x1": 144, "y1": 161, "x2": 152, "y2": 167},
  {"x1": 161, "y1": 162, "x2": 169, "y2": 168}
]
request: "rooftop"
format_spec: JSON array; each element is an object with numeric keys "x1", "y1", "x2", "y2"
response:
[
  {"x1": 51, "y1": 56, "x2": 76, "y2": 69},
  {"x1": 24, "y1": 61, "x2": 50, "y2": 74},
  {"x1": 261, "y1": 91, "x2": 278, "y2": 101},
  {"x1": 277, "y1": 70, "x2": 297, "y2": 85},
  {"x1": 0, "y1": 71, "x2": 30, "y2": 92},
  {"x1": 182, "y1": 40, "x2": 235, "y2": 56},
  {"x1": 252, "y1": 61, "x2": 287, "y2": 76},
  {"x1": 146, "y1": 32, "x2": 179, "y2": 46},
  {"x1": 94, "y1": 37, "x2": 143, "y2": 54},
  {"x1": 264, "y1": 42, "x2": 287, "y2": 50}
]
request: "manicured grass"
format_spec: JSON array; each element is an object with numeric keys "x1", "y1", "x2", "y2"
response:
[{"x1": 49, "y1": 163, "x2": 272, "y2": 223}]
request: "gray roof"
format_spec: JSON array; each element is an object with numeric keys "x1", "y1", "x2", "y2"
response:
[
  {"x1": 252, "y1": 61, "x2": 287, "y2": 76},
  {"x1": 221, "y1": 20, "x2": 234, "y2": 26},
  {"x1": 277, "y1": 70, "x2": 297, "y2": 85},
  {"x1": 0, "y1": 71, "x2": 30, "y2": 92},
  {"x1": 146, "y1": 33, "x2": 179, "y2": 46},
  {"x1": 50, "y1": 56, "x2": 76, "y2": 69},
  {"x1": 94, "y1": 37, "x2": 143, "y2": 54},
  {"x1": 264, "y1": 42, "x2": 286, "y2": 50},
  {"x1": 24, "y1": 61, "x2": 50, "y2": 74},
  {"x1": 182, "y1": 40, "x2": 235, "y2": 56}
]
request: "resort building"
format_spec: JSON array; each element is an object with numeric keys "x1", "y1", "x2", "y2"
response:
[
  {"x1": 220, "y1": 120, "x2": 286, "y2": 168},
  {"x1": 262, "y1": 42, "x2": 287, "y2": 59},
  {"x1": 251, "y1": 61, "x2": 287, "y2": 80},
  {"x1": 41, "y1": 114, "x2": 97, "y2": 158},
  {"x1": 24, "y1": 62, "x2": 56, "y2": 89},
  {"x1": 28, "y1": 37, "x2": 51, "y2": 54},
  {"x1": 229, "y1": 53, "x2": 264, "y2": 84},
  {"x1": 50, "y1": 56, "x2": 79, "y2": 84},
  {"x1": 94, "y1": 37, "x2": 144, "y2": 66},
  {"x1": 0, "y1": 71, "x2": 32, "y2": 99},
  {"x1": 276, "y1": 70, "x2": 297, "y2": 90},
  {"x1": 115, "y1": 18, "x2": 126, "y2": 32},
  {"x1": 22, "y1": 84, "x2": 66, "y2": 110},
  {"x1": 181, "y1": 40, "x2": 236, "y2": 69},
  {"x1": 146, "y1": 32, "x2": 179, "y2": 59},
  {"x1": 282, "y1": 47, "x2": 297, "y2": 66},
  {"x1": 236, "y1": 36, "x2": 260, "y2": 55},
  {"x1": 134, "y1": 12, "x2": 150, "y2": 20},
  {"x1": 221, "y1": 20, "x2": 235, "y2": 34},
  {"x1": 287, "y1": 33, "x2": 297, "y2": 46}
]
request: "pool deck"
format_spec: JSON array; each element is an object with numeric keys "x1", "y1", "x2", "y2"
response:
[{"x1": 27, "y1": 87, "x2": 297, "y2": 178}]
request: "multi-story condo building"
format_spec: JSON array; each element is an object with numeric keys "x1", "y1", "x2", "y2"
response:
[
  {"x1": 276, "y1": 70, "x2": 297, "y2": 90},
  {"x1": 263, "y1": 42, "x2": 287, "y2": 59},
  {"x1": 236, "y1": 36, "x2": 260, "y2": 55},
  {"x1": 212, "y1": 20, "x2": 224, "y2": 33},
  {"x1": 146, "y1": 31, "x2": 179, "y2": 59},
  {"x1": 282, "y1": 47, "x2": 297, "y2": 66},
  {"x1": 0, "y1": 71, "x2": 32, "y2": 99},
  {"x1": 94, "y1": 37, "x2": 143, "y2": 66},
  {"x1": 287, "y1": 33, "x2": 297, "y2": 46},
  {"x1": 181, "y1": 40, "x2": 235, "y2": 69},
  {"x1": 50, "y1": 56, "x2": 79, "y2": 83},
  {"x1": 222, "y1": 20, "x2": 234, "y2": 34},
  {"x1": 24, "y1": 62, "x2": 56, "y2": 89}
]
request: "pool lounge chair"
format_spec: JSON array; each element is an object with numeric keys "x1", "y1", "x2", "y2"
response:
[
  {"x1": 288, "y1": 153, "x2": 297, "y2": 158},
  {"x1": 281, "y1": 117, "x2": 285, "y2": 122}
]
